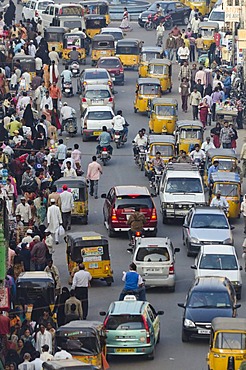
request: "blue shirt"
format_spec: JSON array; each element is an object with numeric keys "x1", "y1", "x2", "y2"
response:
[
  {"x1": 208, "y1": 164, "x2": 219, "y2": 184},
  {"x1": 99, "y1": 131, "x2": 111, "y2": 146},
  {"x1": 124, "y1": 271, "x2": 139, "y2": 290}
]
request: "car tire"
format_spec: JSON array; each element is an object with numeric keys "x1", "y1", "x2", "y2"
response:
[
  {"x1": 108, "y1": 228, "x2": 116, "y2": 238},
  {"x1": 149, "y1": 229, "x2": 157, "y2": 237},
  {"x1": 146, "y1": 348, "x2": 155, "y2": 360},
  {"x1": 134, "y1": 107, "x2": 137, "y2": 113},
  {"x1": 186, "y1": 241, "x2": 192, "y2": 257},
  {"x1": 184, "y1": 16, "x2": 189, "y2": 25},
  {"x1": 162, "y1": 214, "x2": 168, "y2": 224},
  {"x1": 237, "y1": 290, "x2": 241, "y2": 300},
  {"x1": 165, "y1": 18, "x2": 173, "y2": 30},
  {"x1": 82, "y1": 134, "x2": 88, "y2": 142},
  {"x1": 182, "y1": 330, "x2": 189, "y2": 343},
  {"x1": 169, "y1": 285, "x2": 175, "y2": 293},
  {"x1": 157, "y1": 331, "x2": 160, "y2": 343}
]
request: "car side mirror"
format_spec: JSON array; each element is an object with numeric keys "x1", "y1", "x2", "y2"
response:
[
  {"x1": 190, "y1": 265, "x2": 197, "y2": 269},
  {"x1": 240, "y1": 266, "x2": 243, "y2": 271},
  {"x1": 177, "y1": 303, "x2": 185, "y2": 308},
  {"x1": 157, "y1": 310, "x2": 164, "y2": 315},
  {"x1": 99, "y1": 311, "x2": 106, "y2": 316},
  {"x1": 174, "y1": 248, "x2": 180, "y2": 253},
  {"x1": 234, "y1": 304, "x2": 241, "y2": 309},
  {"x1": 101, "y1": 194, "x2": 106, "y2": 198},
  {"x1": 230, "y1": 225, "x2": 235, "y2": 230},
  {"x1": 183, "y1": 224, "x2": 189, "y2": 228}
]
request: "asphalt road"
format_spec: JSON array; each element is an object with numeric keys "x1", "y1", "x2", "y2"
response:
[{"x1": 15, "y1": 4, "x2": 246, "y2": 367}]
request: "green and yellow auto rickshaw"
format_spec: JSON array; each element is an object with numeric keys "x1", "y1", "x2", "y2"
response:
[
  {"x1": 138, "y1": 46, "x2": 163, "y2": 78},
  {"x1": 85, "y1": 14, "x2": 107, "y2": 39},
  {"x1": 66, "y1": 232, "x2": 113, "y2": 286},
  {"x1": 54, "y1": 177, "x2": 88, "y2": 224},
  {"x1": 175, "y1": 120, "x2": 204, "y2": 153},
  {"x1": 146, "y1": 58, "x2": 172, "y2": 93},
  {"x1": 204, "y1": 148, "x2": 238, "y2": 185},
  {"x1": 134, "y1": 78, "x2": 161, "y2": 114},
  {"x1": 148, "y1": 98, "x2": 178, "y2": 134},
  {"x1": 145, "y1": 135, "x2": 176, "y2": 171},
  {"x1": 62, "y1": 32, "x2": 86, "y2": 64}
]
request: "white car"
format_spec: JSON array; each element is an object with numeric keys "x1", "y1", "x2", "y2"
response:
[
  {"x1": 81, "y1": 106, "x2": 114, "y2": 142},
  {"x1": 207, "y1": 7, "x2": 225, "y2": 30},
  {"x1": 100, "y1": 27, "x2": 124, "y2": 48},
  {"x1": 80, "y1": 84, "x2": 115, "y2": 115},
  {"x1": 191, "y1": 244, "x2": 242, "y2": 299},
  {"x1": 22, "y1": 0, "x2": 54, "y2": 22}
]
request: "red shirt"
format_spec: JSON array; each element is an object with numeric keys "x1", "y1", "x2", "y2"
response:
[
  {"x1": 214, "y1": 33, "x2": 221, "y2": 47},
  {"x1": 0, "y1": 314, "x2": 10, "y2": 335}
]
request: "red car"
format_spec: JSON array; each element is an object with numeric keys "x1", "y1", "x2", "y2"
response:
[
  {"x1": 101, "y1": 185, "x2": 157, "y2": 237},
  {"x1": 96, "y1": 57, "x2": 124, "y2": 85}
]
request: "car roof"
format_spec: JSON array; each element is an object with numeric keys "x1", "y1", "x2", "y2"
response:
[
  {"x1": 192, "y1": 206, "x2": 226, "y2": 215},
  {"x1": 212, "y1": 317, "x2": 246, "y2": 332},
  {"x1": 43, "y1": 359, "x2": 95, "y2": 370},
  {"x1": 86, "y1": 106, "x2": 113, "y2": 111},
  {"x1": 207, "y1": 148, "x2": 237, "y2": 159},
  {"x1": 84, "y1": 68, "x2": 109, "y2": 74},
  {"x1": 101, "y1": 27, "x2": 123, "y2": 33},
  {"x1": 114, "y1": 185, "x2": 150, "y2": 196},
  {"x1": 84, "y1": 84, "x2": 111, "y2": 90},
  {"x1": 192, "y1": 276, "x2": 230, "y2": 291},
  {"x1": 211, "y1": 172, "x2": 241, "y2": 183},
  {"x1": 200, "y1": 244, "x2": 235, "y2": 255},
  {"x1": 138, "y1": 237, "x2": 171, "y2": 247},
  {"x1": 108, "y1": 300, "x2": 146, "y2": 315},
  {"x1": 17, "y1": 271, "x2": 53, "y2": 280}
]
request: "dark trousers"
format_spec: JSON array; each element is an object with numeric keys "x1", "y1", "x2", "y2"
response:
[
  {"x1": 75, "y1": 287, "x2": 88, "y2": 319},
  {"x1": 237, "y1": 111, "x2": 243, "y2": 129},
  {"x1": 89, "y1": 180, "x2": 98, "y2": 197},
  {"x1": 181, "y1": 95, "x2": 188, "y2": 112},
  {"x1": 190, "y1": 45, "x2": 195, "y2": 62},
  {"x1": 192, "y1": 105, "x2": 198, "y2": 120},
  {"x1": 62, "y1": 211, "x2": 71, "y2": 231},
  {"x1": 52, "y1": 98, "x2": 58, "y2": 110},
  {"x1": 212, "y1": 103, "x2": 216, "y2": 121},
  {"x1": 16, "y1": 174, "x2": 22, "y2": 195}
]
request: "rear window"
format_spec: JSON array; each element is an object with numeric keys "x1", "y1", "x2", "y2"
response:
[
  {"x1": 105, "y1": 315, "x2": 144, "y2": 330},
  {"x1": 87, "y1": 111, "x2": 113, "y2": 120},
  {"x1": 136, "y1": 246, "x2": 170, "y2": 262},
  {"x1": 85, "y1": 89, "x2": 110, "y2": 99},
  {"x1": 38, "y1": 1, "x2": 52, "y2": 10},
  {"x1": 115, "y1": 195, "x2": 153, "y2": 210},
  {"x1": 85, "y1": 71, "x2": 109, "y2": 79},
  {"x1": 98, "y1": 59, "x2": 122, "y2": 68}
]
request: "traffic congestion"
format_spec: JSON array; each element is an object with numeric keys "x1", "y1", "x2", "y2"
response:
[{"x1": 0, "y1": 0, "x2": 246, "y2": 369}]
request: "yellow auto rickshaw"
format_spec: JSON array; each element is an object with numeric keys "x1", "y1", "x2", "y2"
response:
[
  {"x1": 185, "y1": 0, "x2": 210, "y2": 15},
  {"x1": 12, "y1": 55, "x2": 36, "y2": 80},
  {"x1": 210, "y1": 172, "x2": 241, "y2": 218},
  {"x1": 44, "y1": 27, "x2": 67, "y2": 56},
  {"x1": 66, "y1": 232, "x2": 113, "y2": 286},
  {"x1": 145, "y1": 135, "x2": 176, "y2": 170},
  {"x1": 91, "y1": 34, "x2": 115, "y2": 66},
  {"x1": 146, "y1": 58, "x2": 172, "y2": 93},
  {"x1": 175, "y1": 120, "x2": 204, "y2": 154},
  {"x1": 116, "y1": 38, "x2": 143, "y2": 69},
  {"x1": 81, "y1": 0, "x2": 110, "y2": 24},
  {"x1": 85, "y1": 14, "x2": 107, "y2": 39},
  {"x1": 207, "y1": 317, "x2": 246, "y2": 370},
  {"x1": 55, "y1": 321, "x2": 107, "y2": 368},
  {"x1": 54, "y1": 177, "x2": 88, "y2": 224},
  {"x1": 148, "y1": 98, "x2": 178, "y2": 134},
  {"x1": 16, "y1": 272, "x2": 55, "y2": 321},
  {"x1": 204, "y1": 148, "x2": 238, "y2": 185},
  {"x1": 138, "y1": 46, "x2": 163, "y2": 78},
  {"x1": 62, "y1": 32, "x2": 86, "y2": 64},
  {"x1": 199, "y1": 22, "x2": 219, "y2": 50},
  {"x1": 134, "y1": 78, "x2": 161, "y2": 114}
]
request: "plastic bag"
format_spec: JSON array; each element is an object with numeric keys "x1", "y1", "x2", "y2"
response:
[{"x1": 58, "y1": 225, "x2": 65, "y2": 236}]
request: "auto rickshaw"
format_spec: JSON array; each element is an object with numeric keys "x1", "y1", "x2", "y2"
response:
[
  {"x1": 134, "y1": 78, "x2": 161, "y2": 114},
  {"x1": 199, "y1": 22, "x2": 219, "y2": 50},
  {"x1": 44, "y1": 27, "x2": 67, "y2": 56},
  {"x1": 216, "y1": 108, "x2": 238, "y2": 126},
  {"x1": 207, "y1": 317, "x2": 246, "y2": 370},
  {"x1": 43, "y1": 359, "x2": 97, "y2": 370},
  {"x1": 145, "y1": 135, "x2": 176, "y2": 173},
  {"x1": 82, "y1": 0, "x2": 110, "y2": 24},
  {"x1": 62, "y1": 32, "x2": 86, "y2": 64},
  {"x1": 54, "y1": 177, "x2": 88, "y2": 224},
  {"x1": 55, "y1": 321, "x2": 107, "y2": 368},
  {"x1": 116, "y1": 38, "x2": 142, "y2": 69},
  {"x1": 148, "y1": 98, "x2": 178, "y2": 134},
  {"x1": 146, "y1": 58, "x2": 172, "y2": 93},
  {"x1": 66, "y1": 232, "x2": 113, "y2": 286},
  {"x1": 210, "y1": 172, "x2": 241, "y2": 218},
  {"x1": 85, "y1": 14, "x2": 107, "y2": 39},
  {"x1": 12, "y1": 55, "x2": 36, "y2": 80},
  {"x1": 138, "y1": 46, "x2": 163, "y2": 78},
  {"x1": 204, "y1": 148, "x2": 238, "y2": 184},
  {"x1": 175, "y1": 120, "x2": 204, "y2": 154},
  {"x1": 16, "y1": 272, "x2": 55, "y2": 320},
  {"x1": 91, "y1": 34, "x2": 115, "y2": 66}
]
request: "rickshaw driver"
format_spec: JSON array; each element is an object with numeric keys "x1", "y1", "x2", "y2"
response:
[
  {"x1": 133, "y1": 130, "x2": 148, "y2": 157},
  {"x1": 189, "y1": 144, "x2": 206, "y2": 164},
  {"x1": 119, "y1": 262, "x2": 146, "y2": 301},
  {"x1": 210, "y1": 190, "x2": 229, "y2": 211},
  {"x1": 69, "y1": 47, "x2": 80, "y2": 62}
]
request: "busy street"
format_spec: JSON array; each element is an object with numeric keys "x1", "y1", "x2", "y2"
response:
[{"x1": 1, "y1": 0, "x2": 246, "y2": 369}]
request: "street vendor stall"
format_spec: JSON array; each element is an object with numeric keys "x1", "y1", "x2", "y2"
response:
[{"x1": 215, "y1": 103, "x2": 238, "y2": 125}]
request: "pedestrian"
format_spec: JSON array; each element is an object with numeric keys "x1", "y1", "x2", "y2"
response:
[
  {"x1": 55, "y1": 139, "x2": 67, "y2": 163},
  {"x1": 236, "y1": 98, "x2": 244, "y2": 129},
  {"x1": 46, "y1": 199, "x2": 63, "y2": 245},
  {"x1": 30, "y1": 235, "x2": 46, "y2": 271},
  {"x1": 240, "y1": 138, "x2": 246, "y2": 177},
  {"x1": 49, "y1": 82, "x2": 61, "y2": 111},
  {"x1": 229, "y1": 123, "x2": 238, "y2": 152},
  {"x1": 242, "y1": 197, "x2": 246, "y2": 233},
  {"x1": 120, "y1": 7, "x2": 131, "y2": 31},
  {"x1": 71, "y1": 263, "x2": 92, "y2": 320},
  {"x1": 15, "y1": 197, "x2": 32, "y2": 226},
  {"x1": 195, "y1": 34, "x2": 204, "y2": 57},
  {"x1": 190, "y1": 87, "x2": 201, "y2": 120},
  {"x1": 86, "y1": 156, "x2": 103, "y2": 199},
  {"x1": 64, "y1": 161, "x2": 77, "y2": 178},
  {"x1": 199, "y1": 98, "x2": 209, "y2": 127},
  {"x1": 18, "y1": 353, "x2": 34, "y2": 370},
  {"x1": 219, "y1": 122, "x2": 233, "y2": 149},
  {"x1": 48, "y1": 185, "x2": 61, "y2": 207},
  {"x1": 40, "y1": 345, "x2": 53, "y2": 362},
  {"x1": 178, "y1": 60, "x2": 191, "y2": 81},
  {"x1": 71, "y1": 144, "x2": 82, "y2": 166},
  {"x1": 190, "y1": 63, "x2": 198, "y2": 92},
  {"x1": 191, "y1": 14, "x2": 200, "y2": 38},
  {"x1": 44, "y1": 259, "x2": 61, "y2": 296},
  {"x1": 177, "y1": 42, "x2": 189, "y2": 65},
  {"x1": 211, "y1": 87, "x2": 222, "y2": 121},
  {"x1": 60, "y1": 184, "x2": 74, "y2": 231},
  {"x1": 179, "y1": 77, "x2": 190, "y2": 113},
  {"x1": 64, "y1": 289, "x2": 83, "y2": 319},
  {"x1": 165, "y1": 33, "x2": 175, "y2": 61},
  {"x1": 48, "y1": 47, "x2": 59, "y2": 65},
  {"x1": 195, "y1": 66, "x2": 206, "y2": 90},
  {"x1": 156, "y1": 21, "x2": 165, "y2": 46},
  {"x1": 195, "y1": 79, "x2": 204, "y2": 98},
  {"x1": 35, "y1": 326, "x2": 52, "y2": 354},
  {"x1": 54, "y1": 287, "x2": 70, "y2": 327}
]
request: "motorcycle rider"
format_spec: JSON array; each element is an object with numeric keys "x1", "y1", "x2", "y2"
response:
[
  {"x1": 148, "y1": 151, "x2": 165, "y2": 187},
  {"x1": 69, "y1": 46, "x2": 80, "y2": 63},
  {"x1": 60, "y1": 102, "x2": 76, "y2": 131},
  {"x1": 60, "y1": 65, "x2": 73, "y2": 94},
  {"x1": 210, "y1": 190, "x2": 229, "y2": 211},
  {"x1": 119, "y1": 262, "x2": 146, "y2": 301},
  {"x1": 189, "y1": 144, "x2": 205, "y2": 164},
  {"x1": 96, "y1": 126, "x2": 113, "y2": 155},
  {"x1": 133, "y1": 129, "x2": 148, "y2": 158},
  {"x1": 156, "y1": 21, "x2": 165, "y2": 46},
  {"x1": 112, "y1": 110, "x2": 128, "y2": 141},
  {"x1": 156, "y1": 3, "x2": 164, "y2": 16},
  {"x1": 127, "y1": 206, "x2": 146, "y2": 242}
]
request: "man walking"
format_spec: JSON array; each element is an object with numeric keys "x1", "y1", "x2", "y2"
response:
[
  {"x1": 190, "y1": 87, "x2": 201, "y2": 120},
  {"x1": 60, "y1": 184, "x2": 74, "y2": 231},
  {"x1": 86, "y1": 156, "x2": 102, "y2": 199},
  {"x1": 72, "y1": 263, "x2": 92, "y2": 320},
  {"x1": 47, "y1": 199, "x2": 63, "y2": 244}
]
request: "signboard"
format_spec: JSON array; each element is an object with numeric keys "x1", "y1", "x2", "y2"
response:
[
  {"x1": 238, "y1": 30, "x2": 246, "y2": 49},
  {"x1": 0, "y1": 288, "x2": 10, "y2": 310},
  {"x1": 225, "y1": 6, "x2": 240, "y2": 22}
]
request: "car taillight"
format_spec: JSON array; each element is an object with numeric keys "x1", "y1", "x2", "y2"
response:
[
  {"x1": 35, "y1": 10, "x2": 38, "y2": 16},
  {"x1": 82, "y1": 98, "x2": 87, "y2": 102},
  {"x1": 119, "y1": 68, "x2": 124, "y2": 73},
  {"x1": 111, "y1": 209, "x2": 117, "y2": 221},
  {"x1": 142, "y1": 315, "x2": 150, "y2": 344},
  {"x1": 83, "y1": 119, "x2": 87, "y2": 129},
  {"x1": 151, "y1": 208, "x2": 157, "y2": 220},
  {"x1": 169, "y1": 264, "x2": 174, "y2": 275},
  {"x1": 135, "y1": 231, "x2": 141, "y2": 237},
  {"x1": 103, "y1": 147, "x2": 108, "y2": 151},
  {"x1": 83, "y1": 81, "x2": 87, "y2": 85},
  {"x1": 109, "y1": 97, "x2": 113, "y2": 102}
]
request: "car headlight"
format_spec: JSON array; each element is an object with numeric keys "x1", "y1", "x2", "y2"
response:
[
  {"x1": 223, "y1": 238, "x2": 232, "y2": 245},
  {"x1": 190, "y1": 237, "x2": 200, "y2": 244},
  {"x1": 184, "y1": 319, "x2": 195, "y2": 328}
]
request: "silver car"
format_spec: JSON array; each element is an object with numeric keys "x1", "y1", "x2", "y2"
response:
[
  {"x1": 131, "y1": 237, "x2": 180, "y2": 292},
  {"x1": 183, "y1": 207, "x2": 234, "y2": 257},
  {"x1": 80, "y1": 84, "x2": 115, "y2": 115},
  {"x1": 78, "y1": 68, "x2": 114, "y2": 94}
]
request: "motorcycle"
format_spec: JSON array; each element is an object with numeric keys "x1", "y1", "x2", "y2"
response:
[
  {"x1": 193, "y1": 158, "x2": 205, "y2": 177},
  {"x1": 151, "y1": 166, "x2": 163, "y2": 195},
  {"x1": 134, "y1": 144, "x2": 147, "y2": 171},
  {"x1": 70, "y1": 61, "x2": 80, "y2": 77},
  {"x1": 128, "y1": 230, "x2": 143, "y2": 249},
  {"x1": 64, "y1": 117, "x2": 77, "y2": 137},
  {"x1": 99, "y1": 146, "x2": 111, "y2": 166},
  {"x1": 144, "y1": 13, "x2": 173, "y2": 31},
  {"x1": 62, "y1": 80, "x2": 73, "y2": 97},
  {"x1": 114, "y1": 130, "x2": 127, "y2": 149}
]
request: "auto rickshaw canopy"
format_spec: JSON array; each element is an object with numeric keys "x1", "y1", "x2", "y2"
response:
[
  {"x1": 199, "y1": 21, "x2": 219, "y2": 30},
  {"x1": 137, "y1": 78, "x2": 161, "y2": 93},
  {"x1": 85, "y1": 14, "x2": 107, "y2": 28},
  {"x1": 43, "y1": 359, "x2": 96, "y2": 370},
  {"x1": 149, "y1": 58, "x2": 172, "y2": 66},
  {"x1": 176, "y1": 120, "x2": 204, "y2": 130},
  {"x1": 116, "y1": 38, "x2": 142, "y2": 54},
  {"x1": 54, "y1": 177, "x2": 87, "y2": 189},
  {"x1": 12, "y1": 55, "x2": 35, "y2": 71},
  {"x1": 211, "y1": 317, "x2": 246, "y2": 332},
  {"x1": 206, "y1": 148, "x2": 237, "y2": 160},
  {"x1": 148, "y1": 134, "x2": 176, "y2": 145},
  {"x1": 211, "y1": 172, "x2": 241, "y2": 184},
  {"x1": 140, "y1": 46, "x2": 163, "y2": 61},
  {"x1": 91, "y1": 34, "x2": 115, "y2": 48},
  {"x1": 44, "y1": 27, "x2": 68, "y2": 41},
  {"x1": 151, "y1": 97, "x2": 178, "y2": 106}
]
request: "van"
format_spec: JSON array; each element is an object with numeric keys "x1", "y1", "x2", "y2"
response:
[
  {"x1": 207, "y1": 6, "x2": 225, "y2": 30},
  {"x1": 159, "y1": 163, "x2": 206, "y2": 223},
  {"x1": 22, "y1": 0, "x2": 54, "y2": 22},
  {"x1": 40, "y1": 3, "x2": 83, "y2": 28},
  {"x1": 131, "y1": 237, "x2": 180, "y2": 291}
]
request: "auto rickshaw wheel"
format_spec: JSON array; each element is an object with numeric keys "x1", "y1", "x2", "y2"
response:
[
  {"x1": 162, "y1": 214, "x2": 168, "y2": 224},
  {"x1": 168, "y1": 87, "x2": 172, "y2": 93},
  {"x1": 134, "y1": 107, "x2": 137, "y2": 113},
  {"x1": 105, "y1": 279, "x2": 112, "y2": 286}
]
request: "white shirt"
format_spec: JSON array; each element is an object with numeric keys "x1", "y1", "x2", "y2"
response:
[
  {"x1": 134, "y1": 135, "x2": 147, "y2": 147},
  {"x1": 112, "y1": 115, "x2": 125, "y2": 131},
  {"x1": 72, "y1": 269, "x2": 92, "y2": 289},
  {"x1": 61, "y1": 157, "x2": 75, "y2": 170},
  {"x1": 54, "y1": 351, "x2": 72, "y2": 360},
  {"x1": 28, "y1": 44, "x2": 36, "y2": 57},
  {"x1": 35, "y1": 330, "x2": 52, "y2": 354},
  {"x1": 22, "y1": 72, "x2": 31, "y2": 86},
  {"x1": 210, "y1": 197, "x2": 229, "y2": 208},
  {"x1": 191, "y1": 18, "x2": 200, "y2": 33},
  {"x1": 241, "y1": 200, "x2": 246, "y2": 216},
  {"x1": 40, "y1": 352, "x2": 54, "y2": 361},
  {"x1": 30, "y1": 358, "x2": 43, "y2": 370},
  {"x1": 61, "y1": 106, "x2": 75, "y2": 120},
  {"x1": 13, "y1": 135, "x2": 24, "y2": 145},
  {"x1": 64, "y1": 168, "x2": 77, "y2": 177},
  {"x1": 35, "y1": 57, "x2": 43, "y2": 71},
  {"x1": 177, "y1": 46, "x2": 190, "y2": 59},
  {"x1": 18, "y1": 360, "x2": 34, "y2": 370},
  {"x1": 40, "y1": 96, "x2": 53, "y2": 110},
  {"x1": 16, "y1": 203, "x2": 31, "y2": 223},
  {"x1": 201, "y1": 141, "x2": 215, "y2": 152},
  {"x1": 60, "y1": 190, "x2": 74, "y2": 213},
  {"x1": 189, "y1": 149, "x2": 206, "y2": 162}
]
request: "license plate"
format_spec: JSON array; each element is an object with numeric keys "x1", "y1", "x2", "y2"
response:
[
  {"x1": 198, "y1": 329, "x2": 210, "y2": 335},
  {"x1": 112, "y1": 77, "x2": 115, "y2": 81},
  {"x1": 65, "y1": 89, "x2": 70, "y2": 92},
  {"x1": 72, "y1": 69, "x2": 77, "y2": 73},
  {"x1": 115, "y1": 348, "x2": 135, "y2": 353},
  {"x1": 89, "y1": 263, "x2": 98, "y2": 268},
  {"x1": 101, "y1": 51, "x2": 107, "y2": 54},
  {"x1": 146, "y1": 268, "x2": 161, "y2": 272},
  {"x1": 93, "y1": 131, "x2": 101, "y2": 136},
  {"x1": 92, "y1": 99, "x2": 103, "y2": 104}
]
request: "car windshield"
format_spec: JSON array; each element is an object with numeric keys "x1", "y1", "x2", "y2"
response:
[
  {"x1": 199, "y1": 254, "x2": 238, "y2": 270},
  {"x1": 87, "y1": 111, "x2": 113, "y2": 120},
  {"x1": 155, "y1": 105, "x2": 176, "y2": 116},
  {"x1": 136, "y1": 246, "x2": 170, "y2": 262},
  {"x1": 105, "y1": 315, "x2": 144, "y2": 330},
  {"x1": 188, "y1": 291, "x2": 231, "y2": 308},
  {"x1": 148, "y1": 2, "x2": 167, "y2": 11},
  {"x1": 150, "y1": 144, "x2": 173, "y2": 157},
  {"x1": 139, "y1": 84, "x2": 160, "y2": 95},
  {"x1": 209, "y1": 11, "x2": 225, "y2": 21},
  {"x1": 180, "y1": 128, "x2": 202, "y2": 139},
  {"x1": 214, "y1": 184, "x2": 238, "y2": 197},
  {"x1": 63, "y1": 21, "x2": 82, "y2": 28},
  {"x1": 98, "y1": 59, "x2": 121, "y2": 68},
  {"x1": 85, "y1": 71, "x2": 109, "y2": 79},
  {"x1": 149, "y1": 64, "x2": 168, "y2": 75},
  {"x1": 215, "y1": 333, "x2": 246, "y2": 349},
  {"x1": 191, "y1": 214, "x2": 229, "y2": 229},
  {"x1": 165, "y1": 178, "x2": 203, "y2": 193},
  {"x1": 85, "y1": 89, "x2": 110, "y2": 99}
]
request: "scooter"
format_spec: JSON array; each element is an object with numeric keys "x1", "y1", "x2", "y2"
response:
[
  {"x1": 64, "y1": 117, "x2": 77, "y2": 137},
  {"x1": 70, "y1": 61, "x2": 80, "y2": 77},
  {"x1": 99, "y1": 147, "x2": 111, "y2": 166},
  {"x1": 62, "y1": 81, "x2": 73, "y2": 97}
]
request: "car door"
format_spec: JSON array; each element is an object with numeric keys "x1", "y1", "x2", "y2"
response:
[
  {"x1": 166, "y1": 3, "x2": 177, "y2": 22},
  {"x1": 147, "y1": 304, "x2": 160, "y2": 344},
  {"x1": 104, "y1": 188, "x2": 114, "y2": 223},
  {"x1": 183, "y1": 209, "x2": 192, "y2": 243}
]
